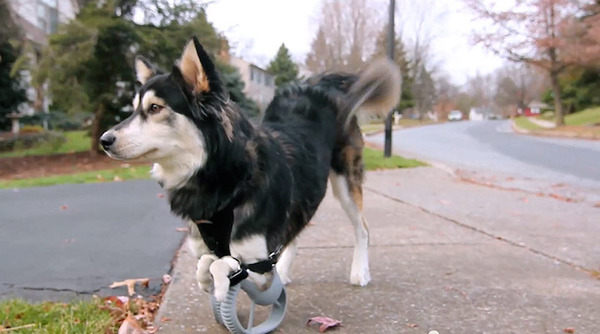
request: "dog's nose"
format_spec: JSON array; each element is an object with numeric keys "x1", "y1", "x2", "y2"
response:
[{"x1": 100, "y1": 132, "x2": 116, "y2": 150}]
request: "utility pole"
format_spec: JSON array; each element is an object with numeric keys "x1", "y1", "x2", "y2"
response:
[{"x1": 384, "y1": 0, "x2": 395, "y2": 158}]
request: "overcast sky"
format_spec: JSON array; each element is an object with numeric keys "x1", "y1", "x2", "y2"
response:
[{"x1": 204, "y1": 0, "x2": 505, "y2": 85}]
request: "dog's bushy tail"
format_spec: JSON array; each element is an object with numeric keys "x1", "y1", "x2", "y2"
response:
[{"x1": 313, "y1": 58, "x2": 401, "y2": 130}]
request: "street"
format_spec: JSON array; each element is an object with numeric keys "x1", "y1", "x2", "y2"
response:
[
  {"x1": 367, "y1": 120, "x2": 600, "y2": 202},
  {"x1": 0, "y1": 180, "x2": 184, "y2": 301}
]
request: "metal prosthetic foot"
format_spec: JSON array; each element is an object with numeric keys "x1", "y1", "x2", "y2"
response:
[{"x1": 210, "y1": 270, "x2": 287, "y2": 334}]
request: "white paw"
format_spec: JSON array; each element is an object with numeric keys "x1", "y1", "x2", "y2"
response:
[
  {"x1": 278, "y1": 271, "x2": 292, "y2": 285},
  {"x1": 213, "y1": 283, "x2": 229, "y2": 302},
  {"x1": 196, "y1": 255, "x2": 217, "y2": 293},
  {"x1": 209, "y1": 257, "x2": 239, "y2": 302},
  {"x1": 350, "y1": 267, "x2": 371, "y2": 286}
]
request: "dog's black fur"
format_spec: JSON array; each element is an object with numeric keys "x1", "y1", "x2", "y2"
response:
[{"x1": 102, "y1": 37, "x2": 400, "y2": 281}]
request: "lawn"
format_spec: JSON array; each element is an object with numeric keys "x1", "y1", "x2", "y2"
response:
[
  {"x1": 514, "y1": 117, "x2": 543, "y2": 131},
  {"x1": 0, "y1": 165, "x2": 152, "y2": 189},
  {"x1": 534, "y1": 107, "x2": 600, "y2": 126},
  {"x1": 0, "y1": 147, "x2": 423, "y2": 189},
  {"x1": 360, "y1": 119, "x2": 438, "y2": 134},
  {"x1": 363, "y1": 147, "x2": 426, "y2": 170},
  {"x1": 0, "y1": 130, "x2": 91, "y2": 158},
  {"x1": 564, "y1": 107, "x2": 600, "y2": 126},
  {"x1": 0, "y1": 298, "x2": 117, "y2": 333}
]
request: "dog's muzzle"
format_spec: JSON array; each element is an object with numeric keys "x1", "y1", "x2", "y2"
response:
[{"x1": 100, "y1": 131, "x2": 116, "y2": 151}]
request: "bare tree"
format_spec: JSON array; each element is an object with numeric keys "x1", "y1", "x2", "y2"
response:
[
  {"x1": 305, "y1": 0, "x2": 380, "y2": 72},
  {"x1": 494, "y1": 64, "x2": 548, "y2": 114},
  {"x1": 399, "y1": 0, "x2": 443, "y2": 116},
  {"x1": 465, "y1": 0, "x2": 597, "y2": 126}
]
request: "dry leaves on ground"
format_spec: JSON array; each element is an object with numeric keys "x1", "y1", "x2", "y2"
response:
[
  {"x1": 110, "y1": 278, "x2": 150, "y2": 296},
  {"x1": 102, "y1": 296, "x2": 159, "y2": 334},
  {"x1": 307, "y1": 316, "x2": 342, "y2": 332}
]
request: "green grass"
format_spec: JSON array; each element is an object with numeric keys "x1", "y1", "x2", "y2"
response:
[
  {"x1": 0, "y1": 165, "x2": 152, "y2": 189},
  {"x1": 0, "y1": 131, "x2": 91, "y2": 158},
  {"x1": 360, "y1": 119, "x2": 438, "y2": 134},
  {"x1": 0, "y1": 148, "x2": 423, "y2": 189},
  {"x1": 514, "y1": 117, "x2": 543, "y2": 131},
  {"x1": 0, "y1": 298, "x2": 117, "y2": 333},
  {"x1": 363, "y1": 147, "x2": 426, "y2": 170},
  {"x1": 534, "y1": 107, "x2": 600, "y2": 126},
  {"x1": 565, "y1": 107, "x2": 600, "y2": 126}
]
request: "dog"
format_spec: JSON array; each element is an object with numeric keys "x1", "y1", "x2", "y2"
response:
[{"x1": 100, "y1": 37, "x2": 400, "y2": 301}]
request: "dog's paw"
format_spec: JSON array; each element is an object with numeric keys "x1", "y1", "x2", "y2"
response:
[
  {"x1": 196, "y1": 254, "x2": 217, "y2": 292},
  {"x1": 278, "y1": 271, "x2": 292, "y2": 285},
  {"x1": 350, "y1": 267, "x2": 371, "y2": 287},
  {"x1": 209, "y1": 257, "x2": 239, "y2": 302}
]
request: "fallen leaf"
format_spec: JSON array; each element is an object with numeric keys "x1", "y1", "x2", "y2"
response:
[
  {"x1": 103, "y1": 296, "x2": 129, "y2": 309},
  {"x1": 60, "y1": 205, "x2": 68, "y2": 210},
  {"x1": 406, "y1": 323, "x2": 419, "y2": 328},
  {"x1": 307, "y1": 316, "x2": 342, "y2": 332},
  {"x1": 110, "y1": 278, "x2": 150, "y2": 296},
  {"x1": 157, "y1": 193, "x2": 165, "y2": 198},
  {"x1": 114, "y1": 176, "x2": 123, "y2": 182},
  {"x1": 121, "y1": 163, "x2": 131, "y2": 168},
  {"x1": 175, "y1": 227, "x2": 189, "y2": 232},
  {"x1": 160, "y1": 317, "x2": 171, "y2": 322},
  {"x1": 162, "y1": 274, "x2": 172, "y2": 284},
  {"x1": 118, "y1": 316, "x2": 148, "y2": 334},
  {"x1": 564, "y1": 328, "x2": 575, "y2": 333},
  {"x1": 96, "y1": 174, "x2": 104, "y2": 180}
]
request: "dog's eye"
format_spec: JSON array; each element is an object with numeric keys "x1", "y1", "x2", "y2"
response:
[{"x1": 149, "y1": 104, "x2": 163, "y2": 114}]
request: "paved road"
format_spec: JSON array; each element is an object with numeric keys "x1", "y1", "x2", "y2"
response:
[
  {"x1": 0, "y1": 180, "x2": 185, "y2": 301},
  {"x1": 367, "y1": 120, "x2": 600, "y2": 200}
]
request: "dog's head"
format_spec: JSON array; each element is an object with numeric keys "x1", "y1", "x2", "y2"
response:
[{"x1": 100, "y1": 37, "x2": 228, "y2": 167}]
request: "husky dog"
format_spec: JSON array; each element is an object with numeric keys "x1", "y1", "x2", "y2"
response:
[{"x1": 101, "y1": 37, "x2": 400, "y2": 301}]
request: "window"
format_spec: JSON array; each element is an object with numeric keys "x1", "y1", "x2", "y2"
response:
[{"x1": 36, "y1": 0, "x2": 59, "y2": 34}]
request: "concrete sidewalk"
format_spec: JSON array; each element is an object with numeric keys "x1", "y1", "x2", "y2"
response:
[{"x1": 155, "y1": 167, "x2": 600, "y2": 333}]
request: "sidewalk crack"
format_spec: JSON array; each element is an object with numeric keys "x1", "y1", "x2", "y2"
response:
[{"x1": 364, "y1": 186, "x2": 600, "y2": 281}]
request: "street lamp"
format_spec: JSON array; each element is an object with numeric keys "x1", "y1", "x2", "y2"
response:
[{"x1": 384, "y1": 0, "x2": 395, "y2": 158}]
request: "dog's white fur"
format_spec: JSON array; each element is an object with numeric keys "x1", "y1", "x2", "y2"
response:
[
  {"x1": 275, "y1": 240, "x2": 297, "y2": 285},
  {"x1": 329, "y1": 172, "x2": 371, "y2": 286},
  {"x1": 104, "y1": 90, "x2": 208, "y2": 190}
]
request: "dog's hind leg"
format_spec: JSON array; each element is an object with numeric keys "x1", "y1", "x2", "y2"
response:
[
  {"x1": 276, "y1": 239, "x2": 297, "y2": 285},
  {"x1": 329, "y1": 170, "x2": 371, "y2": 286}
]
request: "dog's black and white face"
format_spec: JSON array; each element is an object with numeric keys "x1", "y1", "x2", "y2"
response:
[{"x1": 101, "y1": 38, "x2": 226, "y2": 188}]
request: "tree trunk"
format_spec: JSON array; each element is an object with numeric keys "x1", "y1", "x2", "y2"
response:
[
  {"x1": 90, "y1": 104, "x2": 105, "y2": 155},
  {"x1": 550, "y1": 70, "x2": 565, "y2": 127}
]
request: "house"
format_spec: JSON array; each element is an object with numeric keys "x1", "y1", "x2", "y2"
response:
[
  {"x1": 521, "y1": 101, "x2": 548, "y2": 117},
  {"x1": 7, "y1": 0, "x2": 79, "y2": 115},
  {"x1": 229, "y1": 56, "x2": 275, "y2": 112},
  {"x1": 469, "y1": 107, "x2": 488, "y2": 121}
]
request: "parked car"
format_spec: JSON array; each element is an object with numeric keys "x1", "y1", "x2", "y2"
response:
[{"x1": 448, "y1": 110, "x2": 463, "y2": 121}]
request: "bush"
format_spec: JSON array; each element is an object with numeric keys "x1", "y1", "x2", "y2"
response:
[
  {"x1": 19, "y1": 111, "x2": 92, "y2": 131},
  {"x1": 19, "y1": 125, "x2": 44, "y2": 134},
  {"x1": 0, "y1": 131, "x2": 66, "y2": 152}
]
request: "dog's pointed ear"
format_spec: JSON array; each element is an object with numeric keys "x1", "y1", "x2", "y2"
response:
[
  {"x1": 135, "y1": 56, "x2": 158, "y2": 85},
  {"x1": 179, "y1": 37, "x2": 220, "y2": 93}
]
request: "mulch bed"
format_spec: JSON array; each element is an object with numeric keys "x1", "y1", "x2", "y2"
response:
[{"x1": 0, "y1": 151, "x2": 148, "y2": 180}]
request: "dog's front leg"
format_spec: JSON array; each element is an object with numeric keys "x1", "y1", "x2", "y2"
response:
[
  {"x1": 196, "y1": 254, "x2": 217, "y2": 292},
  {"x1": 230, "y1": 235, "x2": 271, "y2": 289},
  {"x1": 209, "y1": 256, "x2": 241, "y2": 302}
]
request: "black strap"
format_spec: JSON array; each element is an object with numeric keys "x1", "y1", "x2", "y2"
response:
[{"x1": 227, "y1": 245, "x2": 283, "y2": 286}]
